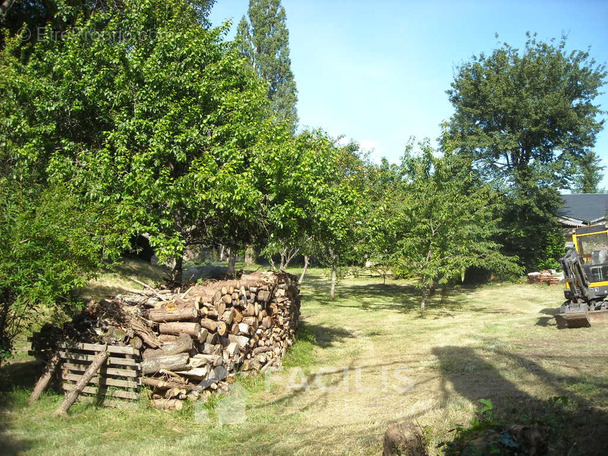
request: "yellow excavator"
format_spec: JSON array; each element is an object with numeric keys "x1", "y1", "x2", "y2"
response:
[{"x1": 557, "y1": 224, "x2": 608, "y2": 328}]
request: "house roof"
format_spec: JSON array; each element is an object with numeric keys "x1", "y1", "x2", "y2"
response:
[{"x1": 559, "y1": 194, "x2": 608, "y2": 224}]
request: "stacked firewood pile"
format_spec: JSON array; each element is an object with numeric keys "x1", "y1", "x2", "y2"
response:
[
  {"x1": 31, "y1": 271, "x2": 300, "y2": 410},
  {"x1": 527, "y1": 270, "x2": 563, "y2": 285}
]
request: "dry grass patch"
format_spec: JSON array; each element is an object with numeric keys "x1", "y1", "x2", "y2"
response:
[{"x1": 1, "y1": 270, "x2": 607, "y2": 455}]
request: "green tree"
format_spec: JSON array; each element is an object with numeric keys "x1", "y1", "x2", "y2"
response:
[
  {"x1": 361, "y1": 158, "x2": 406, "y2": 283},
  {"x1": 0, "y1": 0, "x2": 270, "y2": 285},
  {"x1": 252, "y1": 128, "x2": 327, "y2": 270},
  {"x1": 313, "y1": 138, "x2": 365, "y2": 299},
  {"x1": 236, "y1": 0, "x2": 298, "y2": 132},
  {"x1": 444, "y1": 33, "x2": 606, "y2": 186},
  {"x1": 573, "y1": 151, "x2": 605, "y2": 193},
  {"x1": 0, "y1": 183, "x2": 121, "y2": 362},
  {"x1": 443, "y1": 33, "x2": 607, "y2": 269},
  {"x1": 389, "y1": 142, "x2": 520, "y2": 314}
]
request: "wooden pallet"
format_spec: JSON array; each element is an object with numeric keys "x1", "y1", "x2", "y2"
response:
[{"x1": 59, "y1": 342, "x2": 141, "y2": 405}]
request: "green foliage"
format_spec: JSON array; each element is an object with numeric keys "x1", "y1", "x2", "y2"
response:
[
  {"x1": 2, "y1": 0, "x2": 274, "y2": 283},
  {"x1": 236, "y1": 0, "x2": 298, "y2": 132},
  {"x1": 573, "y1": 151, "x2": 605, "y2": 193},
  {"x1": 499, "y1": 171, "x2": 565, "y2": 271},
  {"x1": 444, "y1": 33, "x2": 606, "y2": 186},
  {"x1": 373, "y1": 140, "x2": 521, "y2": 311},
  {"x1": 0, "y1": 183, "x2": 109, "y2": 361},
  {"x1": 253, "y1": 128, "x2": 342, "y2": 268},
  {"x1": 443, "y1": 399, "x2": 505, "y2": 455},
  {"x1": 443, "y1": 33, "x2": 607, "y2": 270}
]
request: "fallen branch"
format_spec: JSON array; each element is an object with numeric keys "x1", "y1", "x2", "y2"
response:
[
  {"x1": 128, "y1": 277, "x2": 167, "y2": 301},
  {"x1": 29, "y1": 352, "x2": 61, "y2": 405}
]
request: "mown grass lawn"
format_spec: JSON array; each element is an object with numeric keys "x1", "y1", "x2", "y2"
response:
[{"x1": 1, "y1": 267, "x2": 607, "y2": 455}]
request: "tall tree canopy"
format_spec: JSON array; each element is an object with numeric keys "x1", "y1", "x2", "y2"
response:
[
  {"x1": 443, "y1": 33, "x2": 606, "y2": 188},
  {"x1": 2, "y1": 0, "x2": 270, "y2": 284},
  {"x1": 0, "y1": 0, "x2": 274, "y2": 356},
  {"x1": 443, "y1": 34, "x2": 607, "y2": 270},
  {"x1": 236, "y1": 0, "x2": 298, "y2": 132}
]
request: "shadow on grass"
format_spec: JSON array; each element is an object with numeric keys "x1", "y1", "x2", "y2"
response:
[
  {"x1": 536, "y1": 307, "x2": 560, "y2": 327},
  {"x1": 0, "y1": 360, "x2": 43, "y2": 455},
  {"x1": 433, "y1": 344, "x2": 608, "y2": 455},
  {"x1": 302, "y1": 271, "x2": 478, "y2": 314},
  {"x1": 299, "y1": 321, "x2": 355, "y2": 349}
]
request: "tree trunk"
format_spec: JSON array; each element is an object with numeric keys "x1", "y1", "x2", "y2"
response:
[
  {"x1": 171, "y1": 256, "x2": 183, "y2": 285},
  {"x1": 420, "y1": 285, "x2": 429, "y2": 316},
  {"x1": 282, "y1": 246, "x2": 300, "y2": 270},
  {"x1": 299, "y1": 255, "x2": 310, "y2": 284},
  {"x1": 330, "y1": 254, "x2": 338, "y2": 300},
  {"x1": 141, "y1": 334, "x2": 193, "y2": 360},
  {"x1": 244, "y1": 245, "x2": 255, "y2": 264},
  {"x1": 441, "y1": 286, "x2": 448, "y2": 304},
  {"x1": 227, "y1": 249, "x2": 236, "y2": 277},
  {"x1": 280, "y1": 251, "x2": 286, "y2": 270}
]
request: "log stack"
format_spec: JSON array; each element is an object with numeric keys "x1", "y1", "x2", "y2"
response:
[{"x1": 32, "y1": 271, "x2": 300, "y2": 409}]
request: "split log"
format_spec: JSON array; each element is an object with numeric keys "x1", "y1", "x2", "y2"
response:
[
  {"x1": 147, "y1": 306, "x2": 198, "y2": 322},
  {"x1": 226, "y1": 342, "x2": 240, "y2": 357},
  {"x1": 243, "y1": 303, "x2": 256, "y2": 317},
  {"x1": 221, "y1": 308, "x2": 236, "y2": 325},
  {"x1": 29, "y1": 352, "x2": 61, "y2": 405},
  {"x1": 257, "y1": 290, "x2": 271, "y2": 302},
  {"x1": 142, "y1": 334, "x2": 193, "y2": 360},
  {"x1": 205, "y1": 332, "x2": 219, "y2": 345},
  {"x1": 242, "y1": 316, "x2": 259, "y2": 330},
  {"x1": 189, "y1": 354, "x2": 220, "y2": 367},
  {"x1": 216, "y1": 321, "x2": 228, "y2": 337},
  {"x1": 158, "y1": 322, "x2": 201, "y2": 338},
  {"x1": 141, "y1": 353, "x2": 190, "y2": 375},
  {"x1": 55, "y1": 348, "x2": 109, "y2": 416},
  {"x1": 237, "y1": 323, "x2": 251, "y2": 335},
  {"x1": 142, "y1": 377, "x2": 198, "y2": 391},
  {"x1": 228, "y1": 334, "x2": 250, "y2": 349},
  {"x1": 252, "y1": 346, "x2": 273, "y2": 356},
  {"x1": 200, "y1": 319, "x2": 217, "y2": 332},
  {"x1": 151, "y1": 398, "x2": 183, "y2": 410},
  {"x1": 216, "y1": 301, "x2": 227, "y2": 315},
  {"x1": 197, "y1": 328, "x2": 209, "y2": 343}
]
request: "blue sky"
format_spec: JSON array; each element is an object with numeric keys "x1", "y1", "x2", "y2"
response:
[{"x1": 209, "y1": 0, "x2": 608, "y2": 188}]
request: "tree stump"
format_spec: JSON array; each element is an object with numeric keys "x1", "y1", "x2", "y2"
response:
[{"x1": 383, "y1": 421, "x2": 426, "y2": 456}]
